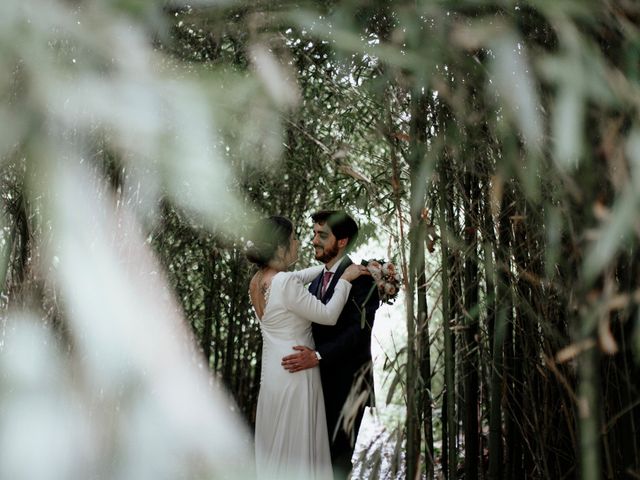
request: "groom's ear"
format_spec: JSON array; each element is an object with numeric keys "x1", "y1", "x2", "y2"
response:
[{"x1": 337, "y1": 238, "x2": 348, "y2": 249}]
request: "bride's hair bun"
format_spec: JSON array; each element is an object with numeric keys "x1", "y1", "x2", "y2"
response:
[{"x1": 245, "y1": 216, "x2": 293, "y2": 268}]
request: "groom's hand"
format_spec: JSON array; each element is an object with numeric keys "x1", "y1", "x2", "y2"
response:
[{"x1": 281, "y1": 346, "x2": 318, "y2": 373}]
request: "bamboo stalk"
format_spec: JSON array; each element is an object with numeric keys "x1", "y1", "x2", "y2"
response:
[
  {"x1": 578, "y1": 343, "x2": 601, "y2": 480},
  {"x1": 439, "y1": 160, "x2": 457, "y2": 479}
]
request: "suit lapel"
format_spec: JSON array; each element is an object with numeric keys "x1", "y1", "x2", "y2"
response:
[
  {"x1": 323, "y1": 256, "x2": 352, "y2": 302},
  {"x1": 310, "y1": 271, "x2": 323, "y2": 299}
]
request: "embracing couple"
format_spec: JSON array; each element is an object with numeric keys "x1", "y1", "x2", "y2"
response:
[{"x1": 246, "y1": 210, "x2": 379, "y2": 480}]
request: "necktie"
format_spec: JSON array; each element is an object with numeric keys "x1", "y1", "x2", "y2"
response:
[{"x1": 321, "y1": 271, "x2": 333, "y2": 296}]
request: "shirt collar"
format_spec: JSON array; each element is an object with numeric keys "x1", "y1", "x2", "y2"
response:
[{"x1": 325, "y1": 256, "x2": 345, "y2": 274}]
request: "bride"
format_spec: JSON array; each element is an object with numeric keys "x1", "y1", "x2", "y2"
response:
[{"x1": 246, "y1": 216, "x2": 368, "y2": 479}]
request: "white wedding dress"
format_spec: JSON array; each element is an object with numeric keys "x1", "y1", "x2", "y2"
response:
[{"x1": 254, "y1": 266, "x2": 352, "y2": 480}]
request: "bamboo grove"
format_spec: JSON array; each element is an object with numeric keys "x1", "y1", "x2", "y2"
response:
[
  {"x1": 162, "y1": 2, "x2": 640, "y2": 477},
  {"x1": 2, "y1": 1, "x2": 640, "y2": 479}
]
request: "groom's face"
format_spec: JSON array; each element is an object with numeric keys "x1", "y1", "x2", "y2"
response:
[{"x1": 312, "y1": 222, "x2": 340, "y2": 263}]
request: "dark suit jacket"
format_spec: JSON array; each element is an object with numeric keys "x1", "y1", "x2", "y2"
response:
[{"x1": 310, "y1": 256, "x2": 379, "y2": 459}]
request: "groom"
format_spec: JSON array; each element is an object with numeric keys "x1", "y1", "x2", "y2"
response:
[{"x1": 281, "y1": 210, "x2": 379, "y2": 479}]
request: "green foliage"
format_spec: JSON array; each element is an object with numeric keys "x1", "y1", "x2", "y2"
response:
[{"x1": 3, "y1": 0, "x2": 640, "y2": 478}]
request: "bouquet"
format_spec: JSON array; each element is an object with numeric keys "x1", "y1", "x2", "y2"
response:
[{"x1": 362, "y1": 259, "x2": 401, "y2": 304}]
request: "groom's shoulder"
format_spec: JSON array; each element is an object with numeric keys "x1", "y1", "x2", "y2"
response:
[
  {"x1": 352, "y1": 273, "x2": 375, "y2": 288},
  {"x1": 336, "y1": 255, "x2": 354, "y2": 271}
]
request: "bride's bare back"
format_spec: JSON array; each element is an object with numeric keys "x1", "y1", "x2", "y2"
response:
[{"x1": 249, "y1": 269, "x2": 277, "y2": 321}]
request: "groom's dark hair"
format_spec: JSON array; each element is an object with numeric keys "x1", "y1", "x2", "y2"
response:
[{"x1": 311, "y1": 210, "x2": 359, "y2": 250}]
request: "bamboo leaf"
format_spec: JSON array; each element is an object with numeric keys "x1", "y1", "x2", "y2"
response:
[
  {"x1": 552, "y1": 86, "x2": 584, "y2": 169},
  {"x1": 286, "y1": 10, "x2": 427, "y2": 71},
  {"x1": 598, "y1": 319, "x2": 618, "y2": 355},
  {"x1": 249, "y1": 44, "x2": 300, "y2": 110},
  {"x1": 489, "y1": 30, "x2": 543, "y2": 153},
  {"x1": 385, "y1": 369, "x2": 405, "y2": 405},
  {"x1": 556, "y1": 339, "x2": 596, "y2": 363},
  {"x1": 583, "y1": 131, "x2": 640, "y2": 282}
]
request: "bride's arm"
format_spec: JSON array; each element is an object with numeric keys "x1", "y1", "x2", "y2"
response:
[
  {"x1": 282, "y1": 275, "x2": 352, "y2": 325},
  {"x1": 288, "y1": 265, "x2": 323, "y2": 285}
]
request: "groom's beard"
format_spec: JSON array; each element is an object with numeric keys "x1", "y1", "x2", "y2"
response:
[{"x1": 314, "y1": 242, "x2": 340, "y2": 264}]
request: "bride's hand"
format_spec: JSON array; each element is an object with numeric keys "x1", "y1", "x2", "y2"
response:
[{"x1": 342, "y1": 264, "x2": 370, "y2": 282}]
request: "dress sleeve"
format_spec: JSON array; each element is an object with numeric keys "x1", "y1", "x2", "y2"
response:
[
  {"x1": 288, "y1": 265, "x2": 323, "y2": 285},
  {"x1": 281, "y1": 274, "x2": 352, "y2": 325}
]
